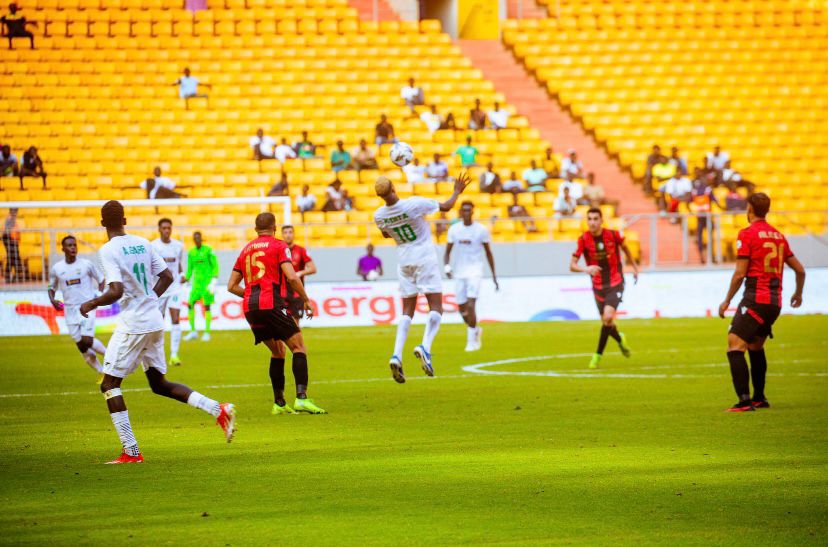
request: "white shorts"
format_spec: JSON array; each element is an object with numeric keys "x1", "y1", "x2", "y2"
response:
[
  {"x1": 158, "y1": 287, "x2": 182, "y2": 313},
  {"x1": 398, "y1": 260, "x2": 443, "y2": 298},
  {"x1": 66, "y1": 316, "x2": 96, "y2": 342},
  {"x1": 103, "y1": 330, "x2": 167, "y2": 379},
  {"x1": 454, "y1": 276, "x2": 482, "y2": 305}
]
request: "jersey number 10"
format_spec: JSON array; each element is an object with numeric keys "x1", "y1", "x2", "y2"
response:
[
  {"x1": 762, "y1": 242, "x2": 786, "y2": 274},
  {"x1": 392, "y1": 224, "x2": 417, "y2": 243}
]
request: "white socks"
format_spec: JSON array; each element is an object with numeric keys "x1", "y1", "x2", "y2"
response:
[
  {"x1": 422, "y1": 311, "x2": 442, "y2": 353},
  {"x1": 92, "y1": 338, "x2": 106, "y2": 355},
  {"x1": 187, "y1": 391, "x2": 221, "y2": 418},
  {"x1": 83, "y1": 350, "x2": 103, "y2": 373},
  {"x1": 467, "y1": 326, "x2": 477, "y2": 344},
  {"x1": 170, "y1": 323, "x2": 182, "y2": 356},
  {"x1": 110, "y1": 410, "x2": 140, "y2": 456},
  {"x1": 393, "y1": 315, "x2": 412, "y2": 358}
]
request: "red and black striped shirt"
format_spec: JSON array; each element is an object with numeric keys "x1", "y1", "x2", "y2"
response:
[
  {"x1": 287, "y1": 244, "x2": 312, "y2": 299},
  {"x1": 737, "y1": 220, "x2": 793, "y2": 307},
  {"x1": 573, "y1": 229, "x2": 626, "y2": 291},
  {"x1": 233, "y1": 235, "x2": 293, "y2": 312}
]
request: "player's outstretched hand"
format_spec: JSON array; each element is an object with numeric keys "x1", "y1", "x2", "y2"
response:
[
  {"x1": 304, "y1": 300, "x2": 315, "y2": 319},
  {"x1": 718, "y1": 301, "x2": 729, "y2": 318},
  {"x1": 79, "y1": 300, "x2": 96, "y2": 318},
  {"x1": 586, "y1": 265, "x2": 602, "y2": 276},
  {"x1": 454, "y1": 171, "x2": 472, "y2": 194},
  {"x1": 790, "y1": 293, "x2": 803, "y2": 308}
]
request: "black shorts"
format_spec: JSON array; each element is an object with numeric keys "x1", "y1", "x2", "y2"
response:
[
  {"x1": 730, "y1": 301, "x2": 780, "y2": 343},
  {"x1": 244, "y1": 308, "x2": 300, "y2": 345},
  {"x1": 286, "y1": 296, "x2": 304, "y2": 319},
  {"x1": 594, "y1": 284, "x2": 624, "y2": 314}
]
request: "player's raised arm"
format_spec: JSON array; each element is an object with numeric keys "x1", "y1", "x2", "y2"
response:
[
  {"x1": 438, "y1": 171, "x2": 471, "y2": 212},
  {"x1": 620, "y1": 241, "x2": 639, "y2": 284},
  {"x1": 227, "y1": 269, "x2": 245, "y2": 298},
  {"x1": 281, "y1": 261, "x2": 314, "y2": 318},
  {"x1": 785, "y1": 255, "x2": 806, "y2": 308},
  {"x1": 718, "y1": 258, "x2": 749, "y2": 318}
]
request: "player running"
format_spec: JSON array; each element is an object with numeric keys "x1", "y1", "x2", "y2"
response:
[
  {"x1": 718, "y1": 193, "x2": 805, "y2": 412},
  {"x1": 227, "y1": 213, "x2": 326, "y2": 415},
  {"x1": 281, "y1": 224, "x2": 317, "y2": 322},
  {"x1": 184, "y1": 231, "x2": 219, "y2": 341},
  {"x1": 80, "y1": 201, "x2": 235, "y2": 464},
  {"x1": 151, "y1": 218, "x2": 186, "y2": 366},
  {"x1": 47, "y1": 235, "x2": 107, "y2": 381},
  {"x1": 444, "y1": 201, "x2": 498, "y2": 352},
  {"x1": 570, "y1": 207, "x2": 638, "y2": 369},
  {"x1": 373, "y1": 172, "x2": 470, "y2": 383}
]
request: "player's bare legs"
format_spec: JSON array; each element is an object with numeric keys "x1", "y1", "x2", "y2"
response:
[
  {"x1": 75, "y1": 335, "x2": 106, "y2": 377},
  {"x1": 169, "y1": 307, "x2": 182, "y2": 365},
  {"x1": 459, "y1": 297, "x2": 482, "y2": 351},
  {"x1": 413, "y1": 293, "x2": 443, "y2": 377}
]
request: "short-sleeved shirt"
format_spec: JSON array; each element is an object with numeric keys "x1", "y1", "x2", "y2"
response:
[
  {"x1": 330, "y1": 149, "x2": 351, "y2": 170},
  {"x1": 98, "y1": 234, "x2": 167, "y2": 334},
  {"x1": 358, "y1": 255, "x2": 382, "y2": 274},
  {"x1": 374, "y1": 197, "x2": 440, "y2": 266},
  {"x1": 376, "y1": 122, "x2": 394, "y2": 138},
  {"x1": 151, "y1": 238, "x2": 185, "y2": 291},
  {"x1": 2, "y1": 13, "x2": 26, "y2": 33},
  {"x1": 233, "y1": 235, "x2": 293, "y2": 313},
  {"x1": 49, "y1": 258, "x2": 103, "y2": 323},
  {"x1": 455, "y1": 145, "x2": 478, "y2": 166},
  {"x1": 523, "y1": 168, "x2": 547, "y2": 186},
  {"x1": 447, "y1": 221, "x2": 491, "y2": 278},
  {"x1": 736, "y1": 220, "x2": 793, "y2": 307},
  {"x1": 287, "y1": 244, "x2": 312, "y2": 298},
  {"x1": 177, "y1": 76, "x2": 199, "y2": 98},
  {"x1": 250, "y1": 135, "x2": 275, "y2": 157},
  {"x1": 573, "y1": 229, "x2": 626, "y2": 291}
]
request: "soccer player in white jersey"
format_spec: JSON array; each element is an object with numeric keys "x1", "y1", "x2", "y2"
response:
[
  {"x1": 80, "y1": 201, "x2": 235, "y2": 464},
  {"x1": 47, "y1": 235, "x2": 107, "y2": 379},
  {"x1": 444, "y1": 201, "x2": 498, "y2": 352},
  {"x1": 373, "y1": 172, "x2": 470, "y2": 383},
  {"x1": 152, "y1": 218, "x2": 186, "y2": 366}
]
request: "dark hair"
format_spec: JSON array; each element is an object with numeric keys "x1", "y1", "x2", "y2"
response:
[
  {"x1": 748, "y1": 192, "x2": 770, "y2": 218},
  {"x1": 101, "y1": 200, "x2": 125, "y2": 230},
  {"x1": 281, "y1": 224, "x2": 294, "y2": 232},
  {"x1": 193, "y1": 231, "x2": 202, "y2": 237},
  {"x1": 460, "y1": 200, "x2": 474, "y2": 208},
  {"x1": 61, "y1": 235, "x2": 76, "y2": 246},
  {"x1": 255, "y1": 212, "x2": 276, "y2": 231},
  {"x1": 158, "y1": 217, "x2": 172, "y2": 227},
  {"x1": 587, "y1": 207, "x2": 603, "y2": 218}
]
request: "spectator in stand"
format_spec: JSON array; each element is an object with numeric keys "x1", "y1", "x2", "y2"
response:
[
  {"x1": 322, "y1": 179, "x2": 345, "y2": 212},
  {"x1": 725, "y1": 187, "x2": 747, "y2": 211},
  {"x1": 330, "y1": 140, "x2": 352, "y2": 172},
  {"x1": 296, "y1": 184, "x2": 317, "y2": 214},
  {"x1": 542, "y1": 147, "x2": 560, "y2": 179},
  {"x1": 658, "y1": 172, "x2": 693, "y2": 219},
  {"x1": 172, "y1": 67, "x2": 210, "y2": 110},
  {"x1": 403, "y1": 157, "x2": 426, "y2": 184},
  {"x1": 582, "y1": 172, "x2": 618, "y2": 210},
  {"x1": 651, "y1": 154, "x2": 676, "y2": 191},
  {"x1": 19, "y1": 146, "x2": 46, "y2": 189},
  {"x1": 357, "y1": 243, "x2": 383, "y2": 281},
  {"x1": 455, "y1": 136, "x2": 479, "y2": 167},
  {"x1": 1, "y1": 145, "x2": 19, "y2": 183},
  {"x1": 722, "y1": 160, "x2": 755, "y2": 193},
  {"x1": 400, "y1": 77, "x2": 424, "y2": 115},
  {"x1": 2, "y1": 3, "x2": 36, "y2": 50},
  {"x1": 669, "y1": 146, "x2": 688, "y2": 176},
  {"x1": 488, "y1": 102, "x2": 509, "y2": 130},
  {"x1": 140, "y1": 166, "x2": 180, "y2": 199},
  {"x1": 559, "y1": 149, "x2": 585, "y2": 179},
  {"x1": 293, "y1": 131, "x2": 317, "y2": 158},
  {"x1": 444, "y1": 113, "x2": 457, "y2": 131},
  {"x1": 503, "y1": 171, "x2": 524, "y2": 193},
  {"x1": 691, "y1": 177, "x2": 721, "y2": 264},
  {"x1": 352, "y1": 139, "x2": 378, "y2": 171},
  {"x1": 559, "y1": 172, "x2": 586, "y2": 205},
  {"x1": 249, "y1": 128, "x2": 275, "y2": 160},
  {"x1": 643, "y1": 144, "x2": 662, "y2": 194},
  {"x1": 420, "y1": 104, "x2": 443, "y2": 133},
  {"x1": 553, "y1": 186, "x2": 577, "y2": 217},
  {"x1": 469, "y1": 98, "x2": 487, "y2": 130},
  {"x1": 705, "y1": 145, "x2": 730, "y2": 175},
  {"x1": 274, "y1": 137, "x2": 297, "y2": 164},
  {"x1": 341, "y1": 189, "x2": 354, "y2": 211},
  {"x1": 479, "y1": 162, "x2": 502, "y2": 194},
  {"x1": 267, "y1": 171, "x2": 289, "y2": 196},
  {"x1": 508, "y1": 190, "x2": 537, "y2": 232},
  {"x1": 3, "y1": 208, "x2": 22, "y2": 283},
  {"x1": 523, "y1": 160, "x2": 548, "y2": 192},
  {"x1": 375, "y1": 114, "x2": 397, "y2": 146},
  {"x1": 426, "y1": 153, "x2": 449, "y2": 182}
]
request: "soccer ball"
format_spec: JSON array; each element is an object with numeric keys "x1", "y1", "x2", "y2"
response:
[
  {"x1": 366, "y1": 269, "x2": 380, "y2": 281},
  {"x1": 390, "y1": 142, "x2": 414, "y2": 167}
]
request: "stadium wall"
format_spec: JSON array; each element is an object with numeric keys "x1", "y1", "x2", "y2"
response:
[{"x1": 2, "y1": 269, "x2": 826, "y2": 337}]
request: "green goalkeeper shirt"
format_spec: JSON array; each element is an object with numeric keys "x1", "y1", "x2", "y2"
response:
[{"x1": 186, "y1": 244, "x2": 219, "y2": 287}]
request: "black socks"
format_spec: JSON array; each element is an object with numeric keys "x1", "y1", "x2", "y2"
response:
[
  {"x1": 293, "y1": 353, "x2": 309, "y2": 399},
  {"x1": 607, "y1": 325, "x2": 621, "y2": 343},
  {"x1": 269, "y1": 357, "x2": 286, "y2": 405},
  {"x1": 748, "y1": 349, "x2": 768, "y2": 401},
  {"x1": 727, "y1": 350, "x2": 751, "y2": 401}
]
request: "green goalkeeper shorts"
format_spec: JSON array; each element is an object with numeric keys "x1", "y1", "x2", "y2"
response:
[{"x1": 189, "y1": 285, "x2": 215, "y2": 306}]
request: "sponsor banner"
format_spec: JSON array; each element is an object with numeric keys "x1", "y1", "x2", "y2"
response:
[{"x1": 1, "y1": 268, "x2": 826, "y2": 336}]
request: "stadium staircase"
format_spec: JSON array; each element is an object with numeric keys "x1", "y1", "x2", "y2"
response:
[{"x1": 348, "y1": 0, "x2": 399, "y2": 21}]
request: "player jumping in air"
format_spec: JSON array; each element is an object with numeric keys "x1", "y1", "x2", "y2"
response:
[
  {"x1": 444, "y1": 201, "x2": 498, "y2": 351},
  {"x1": 80, "y1": 201, "x2": 235, "y2": 464},
  {"x1": 48, "y1": 235, "x2": 107, "y2": 381},
  {"x1": 718, "y1": 193, "x2": 805, "y2": 412},
  {"x1": 570, "y1": 207, "x2": 638, "y2": 369},
  {"x1": 184, "y1": 231, "x2": 219, "y2": 341},
  {"x1": 373, "y1": 172, "x2": 470, "y2": 383},
  {"x1": 281, "y1": 224, "x2": 317, "y2": 323},
  {"x1": 152, "y1": 218, "x2": 186, "y2": 366},
  {"x1": 227, "y1": 213, "x2": 326, "y2": 415}
]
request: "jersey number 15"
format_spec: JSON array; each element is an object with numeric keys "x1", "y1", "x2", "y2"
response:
[{"x1": 245, "y1": 251, "x2": 266, "y2": 282}]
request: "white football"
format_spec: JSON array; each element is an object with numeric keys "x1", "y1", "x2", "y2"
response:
[
  {"x1": 390, "y1": 142, "x2": 414, "y2": 167},
  {"x1": 366, "y1": 269, "x2": 380, "y2": 281}
]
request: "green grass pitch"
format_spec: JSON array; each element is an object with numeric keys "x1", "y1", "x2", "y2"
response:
[{"x1": 1, "y1": 316, "x2": 826, "y2": 544}]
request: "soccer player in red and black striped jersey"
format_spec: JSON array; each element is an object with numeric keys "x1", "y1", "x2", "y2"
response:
[
  {"x1": 718, "y1": 193, "x2": 805, "y2": 412},
  {"x1": 227, "y1": 213, "x2": 326, "y2": 415},
  {"x1": 281, "y1": 224, "x2": 317, "y2": 323},
  {"x1": 570, "y1": 207, "x2": 639, "y2": 369}
]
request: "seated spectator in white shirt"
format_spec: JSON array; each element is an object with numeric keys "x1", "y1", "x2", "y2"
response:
[
  {"x1": 172, "y1": 67, "x2": 210, "y2": 110},
  {"x1": 558, "y1": 173, "x2": 586, "y2": 204},
  {"x1": 658, "y1": 174, "x2": 693, "y2": 215},
  {"x1": 352, "y1": 139, "x2": 379, "y2": 171},
  {"x1": 140, "y1": 166, "x2": 179, "y2": 199},
  {"x1": 502, "y1": 171, "x2": 524, "y2": 193},
  {"x1": 400, "y1": 77, "x2": 424, "y2": 115},
  {"x1": 705, "y1": 145, "x2": 729, "y2": 173},
  {"x1": 426, "y1": 153, "x2": 449, "y2": 182},
  {"x1": 274, "y1": 137, "x2": 297, "y2": 164},
  {"x1": 420, "y1": 104, "x2": 443, "y2": 133},
  {"x1": 722, "y1": 160, "x2": 755, "y2": 193},
  {"x1": 553, "y1": 186, "x2": 577, "y2": 217},
  {"x1": 250, "y1": 128, "x2": 275, "y2": 160},
  {"x1": 403, "y1": 158, "x2": 427, "y2": 184},
  {"x1": 488, "y1": 102, "x2": 510, "y2": 130},
  {"x1": 296, "y1": 184, "x2": 317, "y2": 214},
  {"x1": 523, "y1": 160, "x2": 548, "y2": 192},
  {"x1": 322, "y1": 179, "x2": 345, "y2": 212},
  {"x1": 479, "y1": 162, "x2": 502, "y2": 194},
  {"x1": 559, "y1": 149, "x2": 585, "y2": 179}
]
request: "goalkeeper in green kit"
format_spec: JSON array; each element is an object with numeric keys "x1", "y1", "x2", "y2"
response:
[{"x1": 184, "y1": 231, "x2": 219, "y2": 342}]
